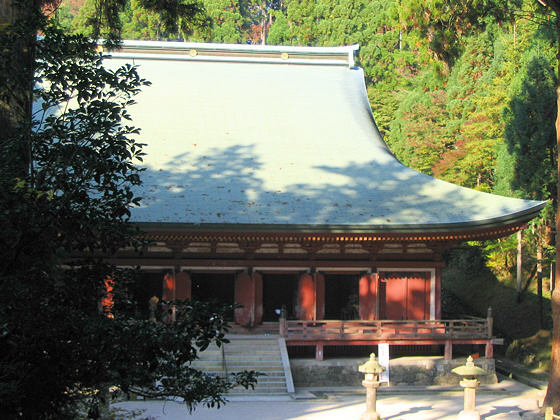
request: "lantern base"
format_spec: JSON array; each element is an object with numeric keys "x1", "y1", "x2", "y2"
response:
[
  {"x1": 361, "y1": 411, "x2": 381, "y2": 420},
  {"x1": 457, "y1": 410, "x2": 481, "y2": 420}
]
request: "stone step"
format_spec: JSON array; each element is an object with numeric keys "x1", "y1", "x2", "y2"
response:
[
  {"x1": 196, "y1": 360, "x2": 280, "y2": 365},
  {"x1": 197, "y1": 353, "x2": 282, "y2": 359},
  {"x1": 192, "y1": 361, "x2": 284, "y2": 367},
  {"x1": 227, "y1": 388, "x2": 287, "y2": 395},
  {"x1": 197, "y1": 345, "x2": 281, "y2": 352},
  {"x1": 201, "y1": 371, "x2": 286, "y2": 387},
  {"x1": 191, "y1": 370, "x2": 285, "y2": 377},
  {"x1": 191, "y1": 366, "x2": 285, "y2": 373},
  {"x1": 222, "y1": 358, "x2": 284, "y2": 364},
  {"x1": 226, "y1": 341, "x2": 279, "y2": 346},
  {"x1": 224, "y1": 348, "x2": 281, "y2": 353},
  {"x1": 233, "y1": 388, "x2": 288, "y2": 394},
  {"x1": 193, "y1": 361, "x2": 284, "y2": 367},
  {"x1": 190, "y1": 337, "x2": 294, "y2": 395},
  {"x1": 195, "y1": 353, "x2": 282, "y2": 361}
]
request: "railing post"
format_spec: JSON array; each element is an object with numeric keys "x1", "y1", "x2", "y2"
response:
[
  {"x1": 485, "y1": 307, "x2": 494, "y2": 359},
  {"x1": 485, "y1": 340, "x2": 494, "y2": 359},
  {"x1": 279, "y1": 317, "x2": 287, "y2": 337},
  {"x1": 445, "y1": 340, "x2": 453, "y2": 359},
  {"x1": 487, "y1": 307, "x2": 493, "y2": 338},
  {"x1": 316, "y1": 342, "x2": 324, "y2": 361},
  {"x1": 221, "y1": 343, "x2": 228, "y2": 378}
]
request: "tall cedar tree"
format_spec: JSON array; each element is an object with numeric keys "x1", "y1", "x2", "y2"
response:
[{"x1": 531, "y1": 0, "x2": 560, "y2": 414}]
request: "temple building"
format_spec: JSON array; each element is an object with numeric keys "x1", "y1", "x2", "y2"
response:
[{"x1": 104, "y1": 42, "x2": 545, "y2": 361}]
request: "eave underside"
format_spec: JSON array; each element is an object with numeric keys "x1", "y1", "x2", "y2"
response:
[
  {"x1": 137, "y1": 219, "x2": 526, "y2": 245},
  {"x1": 102, "y1": 220, "x2": 526, "y2": 269}
]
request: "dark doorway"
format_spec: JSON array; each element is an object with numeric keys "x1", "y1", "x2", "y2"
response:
[
  {"x1": 191, "y1": 272, "x2": 235, "y2": 307},
  {"x1": 134, "y1": 271, "x2": 168, "y2": 318},
  {"x1": 324, "y1": 274, "x2": 359, "y2": 319},
  {"x1": 262, "y1": 273, "x2": 298, "y2": 321}
]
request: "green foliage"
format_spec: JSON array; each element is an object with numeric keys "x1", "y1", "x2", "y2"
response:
[
  {"x1": 498, "y1": 53, "x2": 557, "y2": 202},
  {"x1": 51, "y1": 3, "x2": 76, "y2": 32},
  {"x1": 70, "y1": 0, "x2": 208, "y2": 45},
  {"x1": 490, "y1": 34, "x2": 557, "y2": 272},
  {"x1": 397, "y1": 0, "x2": 515, "y2": 67},
  {"x1": 0, "y1": 26, "x2": 257, "y2": 419},
  {"x1": 190, "y1": 0, "x2": 246, "y2": 42},
  {"x1": 120, "y1": 0, "x2": 182, "y2": 40},
  {"x1": 418, "y1": 28, "x2": 504, "y2": 189},
  {"x1": 387, "y1": 89, "x2": 453, "y2": 175},
  {"x1": 367, "y1": 86, "x2": 400, "y2": 138},
  {"x1": 482, "y1": 235, "x2": 518, "y2": 276},
  {"x1": 266, "y1": 12, "x2": 290, "y2": 44}
]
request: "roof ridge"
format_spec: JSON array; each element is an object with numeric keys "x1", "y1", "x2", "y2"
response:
[{"x1": 107, "y1": 41, "x2": 359, "y2": 67}]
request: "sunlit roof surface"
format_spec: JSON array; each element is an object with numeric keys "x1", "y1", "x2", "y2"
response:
[{"x1": 105, "y1": 42, "x2": 544, "y2": 233}]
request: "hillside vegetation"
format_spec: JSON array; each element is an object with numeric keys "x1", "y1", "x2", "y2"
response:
[{"x1": 443, "y1": 247, "x2": 553, "y2": 370}]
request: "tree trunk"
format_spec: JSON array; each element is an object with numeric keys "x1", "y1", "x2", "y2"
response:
[
  {"x1": 0, "y1": 0, "x2": 19, "y2": 138},
  {"x1": 0, "y1": 0, "x2": 40, "y2": 177},
  {"x1": 545, "y1": 264, "x2": 560, "y2": 414},
  {"x1": 517, "y1": 230, "x2": 523, "y2": 301},
  {"x1": 537, "y1": 244, "x2": 544, "y2": 329},
  {"x1": 542, "y1": 17, "x2": 560, "y2": 411}
]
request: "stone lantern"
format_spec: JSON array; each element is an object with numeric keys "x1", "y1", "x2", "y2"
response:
[
  {"x1": 452, "y1": 356, "x2": 488, "y2": 420},
  {"x1": 358, "y1": 353, "x2": 386, "y2": 420}
]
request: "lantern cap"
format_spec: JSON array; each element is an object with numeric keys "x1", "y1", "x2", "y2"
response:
[
  {"x1": 452, "y1": 356, "x2": 487, "y2": 377},
  {"x1": 359, "y1": 353, "x2": 386, "y2": 374}
]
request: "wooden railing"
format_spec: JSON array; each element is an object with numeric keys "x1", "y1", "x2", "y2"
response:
[
  {"x1": 280, "y1": 318, "x2": 491, "y2": 341},
  {"x1": 279, "y1": 314, "x2": 501, "y2": 361}
]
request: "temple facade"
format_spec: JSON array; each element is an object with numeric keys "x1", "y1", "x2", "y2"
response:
[{"x1": 104, "y1": 42, "x2": 545, "y2": 360}]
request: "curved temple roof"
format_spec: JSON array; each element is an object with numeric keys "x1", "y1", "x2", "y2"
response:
[{"x1": 105, "y1": 41, "x2": 545, "y2": 235}]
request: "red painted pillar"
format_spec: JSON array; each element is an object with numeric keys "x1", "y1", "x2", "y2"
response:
[
  {"x1": 296, "y1": 273, "x2": 324, "y2": 320},
  {"x1": 162, "y1": 272, "x2": 175, "y2": 301},
  {"x1": 161, "y1": 272, "x2": 178, "y2": 323},
  {"x1": 234, "y1": 272, "x2": 263, "y2": 327},
  {"x1": 435, "y1": 268, "x2": 442, "y2": 319},
  {"x1": 101, "y1": 277, "x2": 114, "y2": 318},
  {"x1": 297, "y1": 273, "x2": 316, "y2": 320},
  {"x1": 162, "y1": 271, "x2": 191, "y2": 301},
  {"x1": 359, "y1": 273, "x2": 378, "y2": 320}
]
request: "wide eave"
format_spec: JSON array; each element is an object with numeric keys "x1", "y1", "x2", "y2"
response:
[{"x1": 136, "y1": 219, "x2": 536, "y2": 244}]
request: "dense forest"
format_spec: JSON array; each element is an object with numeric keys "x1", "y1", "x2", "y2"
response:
[{"x1": 57, "y1": 0, "x2": 557, "y2": 290}]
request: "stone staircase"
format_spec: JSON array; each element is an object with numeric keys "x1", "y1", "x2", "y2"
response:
[{"x1": 190, "y1": 335, "x2": 295, "y2": 396}]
